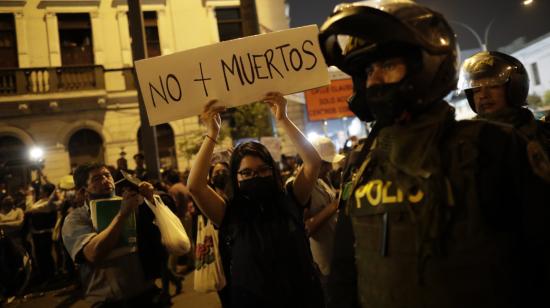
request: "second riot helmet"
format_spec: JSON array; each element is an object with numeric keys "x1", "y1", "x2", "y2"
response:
[{"x1": 458, "y1": 51, "x2": 529, "y2": 113}]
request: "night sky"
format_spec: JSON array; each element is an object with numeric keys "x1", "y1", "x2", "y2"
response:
[{"x1": 287, "y1": 0, "x2": 550, "y2": 51}]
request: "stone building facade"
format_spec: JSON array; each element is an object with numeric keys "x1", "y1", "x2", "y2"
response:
[{"x1": 0, "y1": 0, "x2": 308, "y2": 187}]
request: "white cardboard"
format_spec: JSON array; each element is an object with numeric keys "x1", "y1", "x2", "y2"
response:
[{"x1": 134, "y1": 25, "x2": 330, "y2": 125}]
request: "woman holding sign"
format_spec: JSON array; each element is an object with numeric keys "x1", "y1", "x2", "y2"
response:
[{"x1": 188, "y1": 92, "x2": 324, "y2": 307}]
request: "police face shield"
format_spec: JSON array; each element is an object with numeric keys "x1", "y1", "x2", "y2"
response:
[
  {"x1": 319, "y1": 6, "x2": 415, "y2": 76},
  {"x1": 319, "y1": 0, "x2": 459, "y2": 123},
  {"x1": 319, "y1": 1, "x2": 455, "y2": 77},
  {"x1": 458, "y1": 52, "x2": 514, "y2": 92}
]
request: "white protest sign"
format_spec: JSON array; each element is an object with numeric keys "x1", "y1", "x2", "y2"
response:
[{"x1": 134, "y1": 25, "x2": 329, "y2": 126}]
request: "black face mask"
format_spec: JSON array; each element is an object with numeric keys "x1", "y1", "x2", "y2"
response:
[
  {"x1": 364, "y1": 83, "x2": 409, "y2": 126},
  {"x1": 238, "y1": 176, "x2": 278, "y2": 202},
  {"x1": 211, "y1": 172, "x2": 229, "y2": 190},
  {"x1": 348, "y1": 91, "x2": 373, "y2": 122},
  {"x1": 348, "y1": 75, "x2": 374, "y2": 122}
]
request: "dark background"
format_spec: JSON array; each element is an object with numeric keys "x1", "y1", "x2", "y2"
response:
[{"x1": 287, "y1": 0, "x2": 550, "y2": 51}]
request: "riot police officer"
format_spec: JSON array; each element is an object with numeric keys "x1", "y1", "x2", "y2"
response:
[
  {"x1": 459, "y1": 51, "x2": 550, "y2": 182},
  {"x1": 318, "y1": 1, "x2": 550, "y2": 307}
]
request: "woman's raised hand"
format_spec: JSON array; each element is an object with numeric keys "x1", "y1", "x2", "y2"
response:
[
  {"x1": 262, "y1": 92, "x2": 288, "y2": 122},
  {"x1": 200, "y1": 99, "x2": 226, "y2": 138}
]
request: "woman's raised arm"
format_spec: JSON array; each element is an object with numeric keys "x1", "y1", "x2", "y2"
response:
[
  {"x1": 187, "y1": 100, "x2": 227, "y2": 226},
  {"x1": 262, "y1": 92, "x2": 321, "y2": 206}
]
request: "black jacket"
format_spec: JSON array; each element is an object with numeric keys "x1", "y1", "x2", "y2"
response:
[{"x1": 327, "y1": 102, "x2": 550, "y2": 308}]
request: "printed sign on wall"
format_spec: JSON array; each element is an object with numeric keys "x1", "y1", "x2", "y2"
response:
[
  {"x1": 304, "y1": 78, "x2": 354, "y2": 121},
  {"x1": 134, "y1": 25, "x2": 330, "y2": 125}
]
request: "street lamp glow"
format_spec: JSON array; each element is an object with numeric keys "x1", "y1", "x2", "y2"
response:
[
  {"x1": 523, "y1": 0, "x2": 533, "y2": 6},
  {"x1": 29, "y1": 147, "x2": 44, "y2": 161},
  {"x1": 307, "y1": 131, "x2": 321, "y2": 143}
]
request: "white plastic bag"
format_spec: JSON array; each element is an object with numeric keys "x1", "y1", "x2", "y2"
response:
[
  {"x1": 193, "y1": 215, "x2": 227, "y2": 292},
  {"x1": 144, "y1": 194, "x2": 191, "y2": 256}
]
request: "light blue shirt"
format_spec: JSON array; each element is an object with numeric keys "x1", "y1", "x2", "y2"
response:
[{"x1": 62, "y1": 203, "x2": 153, "y2": 306}]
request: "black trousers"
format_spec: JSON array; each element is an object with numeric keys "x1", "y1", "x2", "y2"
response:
[{"x1": 32, "y1": 232, "x2": 55, "y2": 282}]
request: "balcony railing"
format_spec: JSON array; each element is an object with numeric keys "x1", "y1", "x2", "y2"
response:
[
  {"x1": 102, "y1": 67, "x2": 137, "y2": 91},
  {"x1": 0, "y1": 65, "x2": 106, "y2": 96},
  {"x1": 120, "y1": 67, "x2": 136, "y2": 91}
]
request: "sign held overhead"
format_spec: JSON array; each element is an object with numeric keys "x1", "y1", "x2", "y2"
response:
[{"x1": 134, "y1": 25, "x2": 330, "y2": 126}]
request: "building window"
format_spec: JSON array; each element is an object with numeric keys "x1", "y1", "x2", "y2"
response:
[
  {"x1": 58, "y1": 13, "x2": 94, "y2": 66},
  {"x1": 0, "y1": 14, "x2": 18, "y2": 68},
  {"x1": 531, "y1": 62, "x2": 541, "y2": 85},
  {"x1": 144, "y1": 11, "x2": 160, "y2": 57},
  {"x1": 216, "y1": 7, "x2": 243, "y2": 41},
  {"x1": 137, "y1": 124, "x2": 177, "y2": 170}
]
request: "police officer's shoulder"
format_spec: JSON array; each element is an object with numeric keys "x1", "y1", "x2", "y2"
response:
[
  {"x1": 452, "y1": 118, "x2": 523, "y2": 147},
  {"x1": 468, "y1": 116, "x2": 517, "y2": 132},
  {"x1": 535, "y1": 119, "x2": 550, "y2": 145}
]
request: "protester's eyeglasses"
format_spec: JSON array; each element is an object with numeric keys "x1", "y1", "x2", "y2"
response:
[{"x1": 237, "y1": 165, "x2": 273, "y2": 180}]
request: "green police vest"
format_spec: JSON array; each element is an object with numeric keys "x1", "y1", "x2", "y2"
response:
[{"x1": 345, "y1": 118, "x2": 530, "y2": 308}]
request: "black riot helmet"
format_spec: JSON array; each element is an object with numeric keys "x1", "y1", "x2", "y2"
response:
[
  {"x1": 318, "y1": 0, "x2": 459, "y2": 123},
  {"x1": 458, "y1": 51, "x2": 529, "y2": 113}
]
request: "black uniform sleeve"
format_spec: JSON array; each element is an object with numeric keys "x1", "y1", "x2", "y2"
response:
[
  {"x1": 517, "y1": 146, "x2": 550, "y2": 305},
  {"x1": 326, "y1": 206, "x2": 359, "y2": 308},
  {"x1": 326, "y1": 137, "x2": 374, "y2": 308},
  {"x1": 478, "y1": 123, "x2": 550, "y2": 305}
]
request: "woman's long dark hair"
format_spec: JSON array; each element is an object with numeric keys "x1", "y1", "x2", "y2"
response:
[{"x1": 229, "y1": 141, "x2": 284, "y2": 201}]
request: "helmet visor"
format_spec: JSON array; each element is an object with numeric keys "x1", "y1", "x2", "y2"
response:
[
  {"x1": 319, "y1": 7, "x2": 416, "y2": 75},
  {"x1": 458, "y1": 52, "x2": 513, "y2": 91},
  {"x1": 319, "y1": 0, "x2": 454, "y2": 75}
]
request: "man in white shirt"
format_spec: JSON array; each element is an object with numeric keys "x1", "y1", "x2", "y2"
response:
[{"x1": 306, "y1": 137, "x2": 345, "y2": 300}]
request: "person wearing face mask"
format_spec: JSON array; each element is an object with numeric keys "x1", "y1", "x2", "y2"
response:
[
  {"x1": 459, "y1": 51, "x2": 550, "y2": 182},
  {"x1": 205, "y1": 160, "x2": 232, "y2": 306},
  {"x1": 62, "y1": 163, "x2": 184, "y2": 307},
  {"x1": 318, "y1": 1, "x2": 550, "y2": 307},
  {"x1": 209, "y1": 161, "x2": 231, "y2": 198},
  {"x1": 188, "y1": 92, "x2": 324, "y2": 308}
]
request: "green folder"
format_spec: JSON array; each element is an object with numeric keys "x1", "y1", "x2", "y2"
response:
[{"x1": 90, "y1": 197, "x2": 137, "y2": 259}]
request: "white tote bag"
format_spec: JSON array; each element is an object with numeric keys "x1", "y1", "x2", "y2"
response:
[
  {"x1": 144, "y1": 194, "x2": 191, "y2": 256},
  {"x1": 193, "y1": 215, "x2": 227, "y2": 292}
]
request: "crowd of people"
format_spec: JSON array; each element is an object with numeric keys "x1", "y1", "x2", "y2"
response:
[
  {"x1": 0, "y1": 135, "x2": 322, "y2": 307},
  {"x1": 2, "y1": 0, "x2": 550, "y2": 307},
  {"x1": 0, "y1": 169, "x2": 79, "y2": 302}
]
